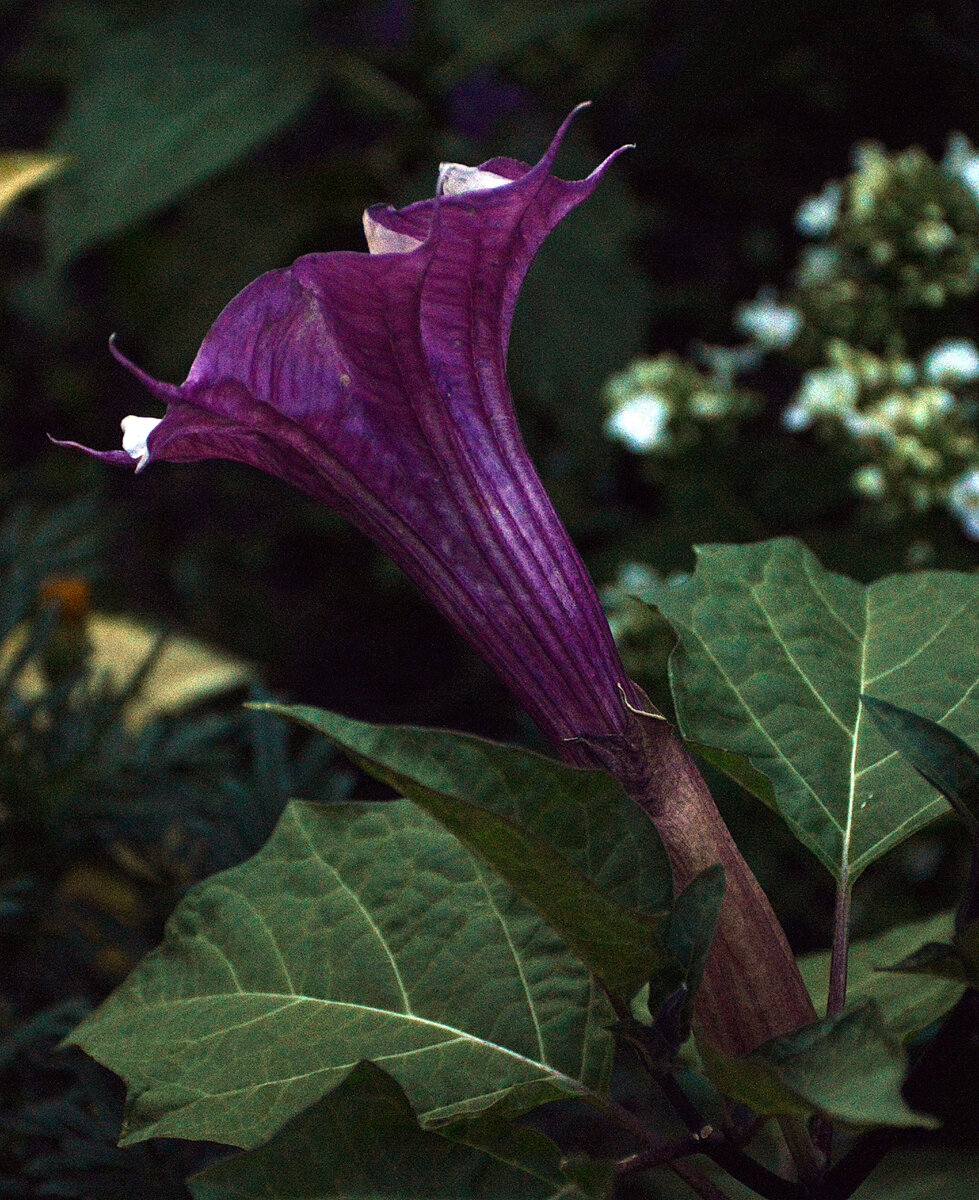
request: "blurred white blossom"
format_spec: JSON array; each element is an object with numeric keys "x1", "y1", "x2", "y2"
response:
[
  {"x1": 942, "y1": 133, "x2": 979, "y2": 204},
  {"x1": 922, "y1": 338, "x2": 979, "y2": 385},
  {"x1": 795, "y1": 182, "x2": 841, "y2": 238},
  {"x1": 604, "y1": 392, "x2": 671, "y2": 452},
  {"x1": 947, "y1": 467, "x2": 979, "y2": 538},
  {"x1": 782, "y1": 367, "x2": 860, "y2": 430},
  {"x1": 735, "y1": 288, "x2": 801, "y2": 349}
]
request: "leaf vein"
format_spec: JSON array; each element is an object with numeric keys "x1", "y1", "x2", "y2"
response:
[
  {"x1": 686, "y1": 626, "x2": 842, "y2": 836},
  {"x1": 293, "y1": 811, "x2": 413, "y2": 1015},
  {"x1": 470, "y1": 859, "x2": 548, "y2": 1064},
  {"x1": 863, "y1": 596, "x2": 974, "y2": 687}
]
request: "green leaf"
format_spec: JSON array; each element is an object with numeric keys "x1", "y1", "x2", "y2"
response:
[
  {"x1": 653, "y1": 537, "x2": 979, "y2": 882},
  {"x1": 613, "y1": 868, "x2": 724, "y2": 1074},
  {"x1": 798, "y1": 910, "x2": 965, "y2": 1038},
  {"x1": 701, "y1": 1002, "x2": 937, "y2": 1130},
  {"x1": 861, "y1": 695, "x2": 979, "y2": 835},
  {"x1": 646, "y1": 864, "x2": 725, "y2": 1037},
  {"x1": 44, "y1": 2, "x2": 323, "y2": 266},
  {"x1": 253, "y1": 704, "x2": 672, "y2": 999},
  {"x1": 878, "y1": 918, "x2": 979, "y2": 988},
  {"x1": 66, "y1": 800, "x2": 613, "y2": 1148},
  {"x1": 189, "y1": 1060, "x2": 601, "y2": 1199}
]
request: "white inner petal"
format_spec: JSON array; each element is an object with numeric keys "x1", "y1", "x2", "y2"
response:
[
  {"x1": 436, "y1": 163, "x2": 511, "y2": 196},
  {"x1": 362, "y1": 211, "x2": 424, "y2": 255},
  {"x1": 121, "y1": 415, "x2": 162, "y2": 472}
]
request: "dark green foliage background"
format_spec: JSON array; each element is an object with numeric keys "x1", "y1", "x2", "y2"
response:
[{"x1": 1, "y1": 0, "x2": 979, "y2": 1195}]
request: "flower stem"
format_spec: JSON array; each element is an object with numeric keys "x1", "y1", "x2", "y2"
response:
[
  {"x1": 605, "y1": 1081, "x2": 805, "y2": 1200},
  {"x1": 814, "y1": 878, "x2": 852, "y2": 1161},
  {"x1": 614, "y1": 1136, "x2": 703, "y2": 1177},
  {"x1": 630, "y1": 717, "x2": 818, "y2": 1056},
  {"x1": 670, "y1": 1159, "x2": 734, "y2": 1200},
  {"x1": 778, "y1": 1114, "x2": 824, "y2": 1187}
]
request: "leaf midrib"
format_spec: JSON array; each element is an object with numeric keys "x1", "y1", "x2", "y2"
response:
[
  {"x1": 120, "y1": 992, "x2": 578, "y2": 1095},
  {"x1": 842, "y1": 589, "x2": 870, "y2": 882}
]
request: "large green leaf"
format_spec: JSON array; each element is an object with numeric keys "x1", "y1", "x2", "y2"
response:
[
  {"x1": 254, "y1": 705, "x2": 672, "y2": 999},
  {"x1": 701, "y1": 1002, "x2": 936, "y2": 1130},
  {"x1": 189, "y1": 1060, "x2": 605, "y2": 1200},
  {"x1": 44, "y1": 2, "x2": 323, "y2": 266},
  {"x1": 653, "y1": 538, "x2": 979, "y2": 882},
  {"x1": 66, "y1": 800, "x2": 614, "y2": 1148},
  {"x1": 798, "y1": 910, "x2": 964, "y2": 1038}
]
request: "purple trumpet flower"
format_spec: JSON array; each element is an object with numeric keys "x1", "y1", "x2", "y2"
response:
[
  {"x1": 58, "y1": 108, "x2": 816, "y2": 1057},
  {"x1": 59, "y1": 107, "x2": 636, "y2": 766}
]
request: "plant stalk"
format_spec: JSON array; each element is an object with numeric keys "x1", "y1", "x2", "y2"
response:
[
  {"x1": 629, "y1": 715, "x2": 818, "y2": 1057},
  {"x1": 826, "y1": 879, "x2": 851, "y2": 1017},
  {"x1": 814, "y1": 878, "x2": 852, "y2": 1161}
]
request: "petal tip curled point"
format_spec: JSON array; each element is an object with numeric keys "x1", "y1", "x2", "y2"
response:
[{"x1": 108, "y1": 335, "x2": 182, "y2": 404}]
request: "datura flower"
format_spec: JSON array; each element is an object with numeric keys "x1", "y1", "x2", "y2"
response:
[{"x1": 58, "y1": 107, "x2": 815, "y2": 1056}]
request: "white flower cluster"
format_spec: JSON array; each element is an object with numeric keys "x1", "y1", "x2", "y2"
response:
[
  {"x1": 784, "y1": 134, "x2": 979, "y2": 345},
  {"x1": 603, "y1": 353, "x2": 758, "y2": 455},
  {"x1": 947, "y1": 468, "x2": 979, "y2": 537},
  {"x1": 781, "y1": 339, "x2": 979, "y2": 536}
]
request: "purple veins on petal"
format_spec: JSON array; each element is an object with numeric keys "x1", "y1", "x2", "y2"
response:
[{"x1": 53, "y1": 106, "x2": 640, "y2": 755}]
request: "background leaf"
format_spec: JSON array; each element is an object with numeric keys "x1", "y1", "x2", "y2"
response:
[
  {"x1": 878, "y1": 918, "x2": 979, "y2": 988},
  {"x1": 43, "y1": 2, "x2": 323, "y2": 267},
  {"x1": 798, "y1": 910, "x2": 965, "y2": 1039},
  {"x1": 189, "y1": 1060, "x2": 598, "y2": 1200},
  {"x1": 255, "y1": 704, "x2": 672, "y2": 998},
  {"x1": 653, "y1": 538, "x2": 979, "y2": 882},
  {"x1": 702, "y1": 1001, "x2": 936, "y2": 1130},
  {"x1": 67, "y1": 799, "x2": 613, "y2": 1148}
]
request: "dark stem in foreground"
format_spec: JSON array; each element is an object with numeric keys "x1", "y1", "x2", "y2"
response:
[
  {"x1": 826, "y1": 880, "x2": 851, "y2": 1018},
  {"x1": 814, "y1": 878, "x2": 852, "y2": 1162}
]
